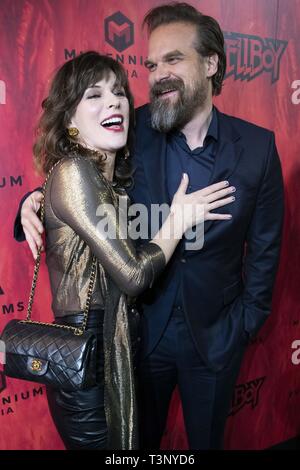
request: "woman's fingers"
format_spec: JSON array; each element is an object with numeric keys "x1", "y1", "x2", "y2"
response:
[
  {"x1": 207, "y1": 212, "x2": 232, "y2": 220},
  {"x1": 199, "y1": 180, "x2": 230, "y2": 196},
  {"x1": 208, "y1": 195, "x2": 235, "y2": 211},
  {"x1": 206, "y1": 195, "x2": 235, "y2": 221},
  {"x1": 171, "y1": 177, "x2": 236, "y2": 227},
  {"x1": 205, "y1": 186, "x2": 235, "y2": 203},
  {"x1": 171, "y1": 174, "x2": 189, "y2": 212},
  {"x1": 175, "y1": 173, "x2": 189, "y2": 196}
]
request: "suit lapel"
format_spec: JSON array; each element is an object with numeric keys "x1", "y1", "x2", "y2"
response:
[
  {"x1": 208, "y1": 109, "x2": 243, "y2": 186},
  {"x1": 140, "y1": 118, "x2": 170, "y2": 206},
  {"x1": 186, "y1": 109, "x2": 244, "y2": 254}
]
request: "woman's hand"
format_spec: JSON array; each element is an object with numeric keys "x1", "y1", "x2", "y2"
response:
[{"x1": 171, "y1": 173, "x2": 235, "y2": 232}]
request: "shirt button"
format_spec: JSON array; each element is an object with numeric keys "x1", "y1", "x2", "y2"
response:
[
  {"x1": 137, "y1": 336, "x2": 141, "y2": 342},
  {"x1": 181, "y1": 258, "x2": 186, "y2": 263}
]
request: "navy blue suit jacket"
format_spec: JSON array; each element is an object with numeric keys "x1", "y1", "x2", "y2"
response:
[{"x1": 129, "y1": 105, "x2": 284, "y2": 371}]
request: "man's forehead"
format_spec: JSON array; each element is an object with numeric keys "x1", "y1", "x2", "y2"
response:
[
  {"x1": 148, "y1": 21, "x2": 197, "y2": 41},
  {"x1": 147, "y1": 22, "x2": 197, "y2": 56}
]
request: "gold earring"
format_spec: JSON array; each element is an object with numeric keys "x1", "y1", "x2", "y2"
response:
[{"x1": 68, "y1": 127, "x2": 79, "y2": 137}]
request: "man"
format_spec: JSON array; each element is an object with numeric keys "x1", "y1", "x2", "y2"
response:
[{"x1": 15, "y1": 3, "x2": 284, "y2": 449}]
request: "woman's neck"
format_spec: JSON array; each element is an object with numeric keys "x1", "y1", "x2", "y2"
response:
[
  {"x1": 102, "y1": 151, "x2": 116, "y2": 182},
  {"x1": 75, "y1": 141, "x2": 116, "y2": 182}
]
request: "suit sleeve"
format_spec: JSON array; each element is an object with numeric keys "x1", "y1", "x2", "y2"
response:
[
  {"x1": 13, "y1": 188, "x2": 43, "y2": 241},
  {"x1": 49, "y1": 158, "x2": 166, "y2": 297},
  {"x1": 243, "y1": 132, "x2": 284, "y2": 337}
]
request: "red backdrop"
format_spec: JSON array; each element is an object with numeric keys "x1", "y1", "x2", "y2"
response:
[{"x1": 0, "y1": 0, "x2": 300, "y2": 450}]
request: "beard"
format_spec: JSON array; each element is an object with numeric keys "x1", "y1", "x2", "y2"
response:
[{"x1": 150, "y1": 76, "x2": 209, "y2": 133}]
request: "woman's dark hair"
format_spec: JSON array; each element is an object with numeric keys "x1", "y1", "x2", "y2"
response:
[
  {"x1": 33, "y1": 51, "x2": 135, "y2": 187},
  {"x1": 143, "y1": 2, "x2": 226, "y2": 96}
]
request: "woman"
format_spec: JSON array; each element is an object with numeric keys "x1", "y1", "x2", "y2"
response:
[{"x1": 31, "y1": 51, "x2": 234, "y2": 450}]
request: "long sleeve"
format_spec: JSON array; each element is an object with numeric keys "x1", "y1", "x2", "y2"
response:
[
  {"x1": 48, "y1": 157, "x2": 166, "y2": 297},
  {"x1": 242, "y1": 133, "x2": 284, "y2": 337}
]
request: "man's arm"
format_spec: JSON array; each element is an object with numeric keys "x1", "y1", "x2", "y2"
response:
[{"x1": 243, "y1": 132, "x2": 284, "y2": 337}]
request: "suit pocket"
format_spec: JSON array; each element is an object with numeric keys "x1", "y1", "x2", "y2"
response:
[{"x1": 223, "y1": 279, "x2": 243, "y2": 306}]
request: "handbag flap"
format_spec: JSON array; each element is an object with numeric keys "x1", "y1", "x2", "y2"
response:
[{"x1": 1, "y1": 320, "x2": 95, "y2": 372}]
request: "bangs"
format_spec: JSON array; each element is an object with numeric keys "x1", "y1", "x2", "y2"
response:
[{"x1": 78, "y1": 57, "x2": 128, "y2": 95}]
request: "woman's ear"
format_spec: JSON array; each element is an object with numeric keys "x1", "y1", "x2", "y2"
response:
[{"x1": 68, "y1": 118, "x2": 76, "y2": 129}]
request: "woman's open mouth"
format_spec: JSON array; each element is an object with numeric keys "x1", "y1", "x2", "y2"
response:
[{"x1": 100, "y1": 114, "x2": 124, "y2": 132}]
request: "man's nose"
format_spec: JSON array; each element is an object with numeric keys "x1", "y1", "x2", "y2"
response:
[{"x1": 152, "y1": 62, "x2": 171, "y2": 82}]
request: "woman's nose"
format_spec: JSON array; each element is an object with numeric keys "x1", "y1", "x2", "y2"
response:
[{"x1": 107, "y1": 94, "x2": 121, "y2": 109}]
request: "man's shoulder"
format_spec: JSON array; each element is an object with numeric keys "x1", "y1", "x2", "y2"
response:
[
  {"x1": 134, "y1": 104, "x2": 158, "y2": 148},
  {"x1": 218, "y1": 109, "x2": 274, "y2": 140},
  {"x1": 135, "y1": 103, "x2": 150, "y2": 116},
  {"x1": 135, "y1": 104, "x2": 151, "y2": 128},
  {"x1": 134, "y1": 105, "x2": 274, "y2": 139}
]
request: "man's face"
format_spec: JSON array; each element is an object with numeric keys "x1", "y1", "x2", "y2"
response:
[{"x1": 145, "y1": 22, "x2": 212, "y2": 133}]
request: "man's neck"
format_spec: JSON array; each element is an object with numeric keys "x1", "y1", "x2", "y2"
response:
[{"x1": 180, "y1": 102, "x2": 213, "y2": 151}]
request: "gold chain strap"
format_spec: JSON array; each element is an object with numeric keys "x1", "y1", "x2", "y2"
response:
[{"x1": 22, "y1": 160, "x2": 97, "y2": 336}]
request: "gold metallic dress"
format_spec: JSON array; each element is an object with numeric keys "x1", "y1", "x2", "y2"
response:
[{"x1": 44, "y1": 155, "x2": 166, "y2": 449}]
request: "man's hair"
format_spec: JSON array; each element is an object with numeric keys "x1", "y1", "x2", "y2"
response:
[{"x1": 143, "y1": 2, "x2": 226, "y2": 96}]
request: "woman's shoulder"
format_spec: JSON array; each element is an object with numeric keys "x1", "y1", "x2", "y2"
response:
[
  {"x1": 53, "y1": 155, "x2": 96, "y2": 174},
  {"x1": 46, "y1": 155, "x2": 110, "y2": 213},
  {"x1": 50, "y1": 155, "x2": 105, "y2": 186}
]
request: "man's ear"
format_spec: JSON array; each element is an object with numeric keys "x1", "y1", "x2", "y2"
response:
[{"x1": 206, "y1": 54, "x2": 219, "y2": 78}]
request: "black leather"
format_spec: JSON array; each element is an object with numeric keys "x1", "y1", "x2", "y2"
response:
[
  {"x1": 1, "y1": 317, "x2": 97, "y2": 391},
  {"x1": 46, "y1": 310, "x2": 107, "y2": 449}
]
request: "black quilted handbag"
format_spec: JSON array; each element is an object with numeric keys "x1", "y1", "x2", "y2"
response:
[{"x1": 1, "y1": 162, "x2": 97, "y2": 391}]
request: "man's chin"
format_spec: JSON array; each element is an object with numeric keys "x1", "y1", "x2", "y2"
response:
[
  {"x1": 150, "y1": 117, "x2": 178, "y2": 133},
  {"x1": 150, "y1": 100, "x2": 182, "y2": 132},
  {"x1": 152, "y1": 93, "x2": 179, "y2": 106}
]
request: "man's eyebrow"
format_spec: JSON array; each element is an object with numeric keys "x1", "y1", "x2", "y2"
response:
[{"x1": 163, "y1": 50, "x2": 184, "y2": 60}]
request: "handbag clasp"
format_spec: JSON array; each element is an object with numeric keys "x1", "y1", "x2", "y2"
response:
[{"x1": 31, "y1": 359, "x2": 43, "y2": 372}]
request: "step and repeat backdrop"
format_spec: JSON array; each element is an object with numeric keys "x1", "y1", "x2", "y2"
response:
[{"x1": 0, "y1": 0, "x2": 300, "y2": 450}]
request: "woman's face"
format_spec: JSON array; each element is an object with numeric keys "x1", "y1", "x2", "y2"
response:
[{"x1": 70, "y1": 71, "x2": 129, "y2": 155}]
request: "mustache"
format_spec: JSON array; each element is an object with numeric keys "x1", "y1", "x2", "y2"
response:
[{"x1": 150, "y1": 78, "x2": 184, "y2": 98}]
